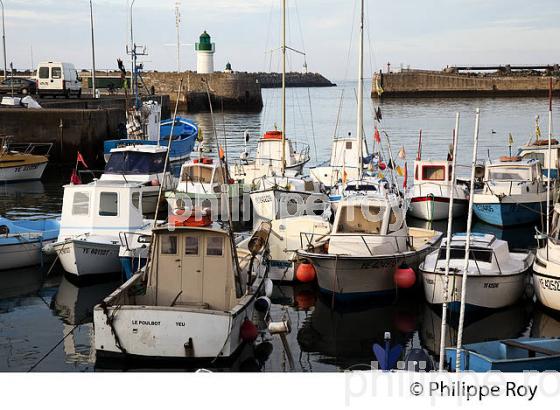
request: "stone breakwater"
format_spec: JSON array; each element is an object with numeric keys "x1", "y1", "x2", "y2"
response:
[
  {"x1": 373, "y1": 70, "x2": 560, "y2": 98},
  {"x1": 255, "y1": 72, "x2": 336, "y2": 88}
]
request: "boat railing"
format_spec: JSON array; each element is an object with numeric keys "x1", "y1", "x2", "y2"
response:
[
  {"x1": 118, "y1": 231, "x2": 151, "y2": 251},
  {"x1": 3, "y1": 141, "x2": 53, "y2": 157},
  {"x1": 414, "y1": 182, "x2": 450, "y2": 198}
]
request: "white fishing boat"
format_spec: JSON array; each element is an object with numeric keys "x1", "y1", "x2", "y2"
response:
[
  {"x1": 0, "y1": 138, "x2": 52, "y2": 182},
  {"x1": 407, "y1": 159, "x2": 469, "y2": 221},
  {"x1": 100, "y1": 144, "x2": 176, "y2": 214},
  {"x1": 166, "y1": 156, "x2": 244, "y2": 219},
  {"x1": 0, "y1": 217, "x2": 59, "y2": 270},
  {"x1": 420, "y1": 233, "x2": 534, "y2": 310},
  {"x1": 517, "y1": 138, "x2": 560, "y2": 179},
  {"x1": 533, "y1": 204, "x2": 560, "y2": 312},
  {"x1": 44, "y1": 181, "x2": 154, "y2": 277},
  {"x1": 472, "y1": 158, "x2": 554, "y2": 227},
  {"x1": 297, "y1": 194, "x2": 442, "y2": 300},
  {"x1": 93, "y1": 216, "x2": 271, "y2": 360}
]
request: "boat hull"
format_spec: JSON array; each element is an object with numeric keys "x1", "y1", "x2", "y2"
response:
[
  {"x1": 533, "y1": 253, "x2": 560, "y2": 312},
  {"x1": 473, "y1": 201, "x2": 545, "y2": 227},
  {"x1": 421, "y1": 270, "x2": 528, "y2": 310},
  {"x1": 53, "y1": 239, "x2": 121, "y2": 276},
  {"x1": 0, "y1": 238, "x2": 55, "y2": 270},
  {"x1": 0, "y1": 161, "x2": 47, "y2": 182},
  {"x1": 408, "y1": 197, "x2": 468, "y2": 221},
  {"x1": 94, "y1": 301, "x2": 254, "y2": 359}
]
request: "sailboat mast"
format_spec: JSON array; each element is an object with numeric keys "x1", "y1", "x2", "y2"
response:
[
  {"x1": 356, "y1": 0, "x2": 364, "y2": 180},
  {"x1": 281, "y1": 0, "x2": 287, "y2": 176},
  {"x1": 547, "y1": 78, "x2": 553, "y2": 237}
]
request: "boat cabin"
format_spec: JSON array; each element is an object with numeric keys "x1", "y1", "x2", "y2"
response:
[
  {"x1": 142, "y1": 223, "x2": 248, "y2": 311},
  {"x1": 484, "y1": 158, "x2": 541, "y2": 183},
  {"x1": 254, "y1": 131, "x2": 309, "y2": 169},
  {"x1": 413, "y1": 160, "x2": 452, "y2": 184},
  {"x1": 58, "y1": 181, "x2": 147, "y2": 240},
  {"x1": 517, "y1": 140, "x2": 560, "y2": 179},
  {"x1": 102, "y1": 145, "x2": 167, "y2": 180},
  {"x1": 177, "y1": 158, "x2": 225, "y2": 193}
]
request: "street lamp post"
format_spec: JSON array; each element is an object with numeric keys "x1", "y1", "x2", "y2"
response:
[
  {"x1": 89, "y1": 0, "x2": 97, "y2": 98},
  {"x1": 0, "y1": 0, "x2": 7, "y2": 80}
]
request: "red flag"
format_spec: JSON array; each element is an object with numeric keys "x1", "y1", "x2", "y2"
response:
[
  {"x1": 374, "y1": 127, "x2": 381, "y2": 144},
  {"x1": 76, "y1": 151, "x2": 88, "y2": 168},
  {"x1": 379, "y1": 161, "x2": 387, "y2": 170},
  {"x1": 70, "y1": 169, "x2": 82, "y2": 185},
  {"x1": 403, "y1": 162, "x2": 408, "y2": 189}
]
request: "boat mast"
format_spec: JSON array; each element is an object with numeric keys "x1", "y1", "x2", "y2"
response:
[
  {"x1": 281, "y1": 0, "x2": 287, "y2": 176},
  {"x1": 547, "y1": 78, "x2": 553, "y2": 237},
  {"x1": 356, "y1": 0, "x2": 364, "y2": 180},
  {"x1": 438, "y1": 113, "x2": 460, "y2": 371},
  {"x1": 455, "y1": 108, "x2": 480, "y2": 372}
]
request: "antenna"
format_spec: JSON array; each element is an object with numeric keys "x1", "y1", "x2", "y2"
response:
[{"x1": 175, "y1": 1, "x2": 181, "y2": 72}]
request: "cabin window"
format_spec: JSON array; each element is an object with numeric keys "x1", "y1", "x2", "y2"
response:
[
  {"x1": 182, "y1": 165, "x2": 213, "y2": 183},
  {"x1": 337, "y1": 205, "x2": 384, "y2": 234},
  {"x1": 522, "y1": 152, "x2": 544, "y2": 165},
  {"x1": 448, "y1": 165, "x2": 453, "y2": 181},
  {"x1": 38, "y1": 67, "x2": 50, "y2": 79},
  {"x1": 51, "y1": 67, "x2": 62, "y2": 79},
  {"x1": 99, "y1": 192, "x2": 118, "y2": 216},
  {"x1": 161, "y1": 235, "x2": 177, "y2": 254},
  {"x1": 206, "y1": 236, "x2": 224, "y2": 256},
  {"x1": 437, "y1": 248, "x2": 493, "y2": 263},
  {"x1": 414, "y1": 165, "x2": 418, "y2": 180},
  {"x1": 132, "y1": 192, "x2": 140, "y2": 210},
  {"x1": 71, "y1": 192, "x2": 90, "y2": 215},
  {"x1": 184, "y1": 236, "x2": 199, "y2": 256},
  {"x1": 488, "y1": 166, "x2": 530, "y2": 181},
  {"x1": 422, "y1": 165, "x2": 445, "y2": 181},
  {"x1": 105, "y1": 151, "x2": 166, "y2": 175},
  {"x1": 346, "y1": 141, "x2": 353, "y2": 149}
]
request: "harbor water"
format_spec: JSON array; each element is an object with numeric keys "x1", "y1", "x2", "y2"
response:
[{"x1": 1, "y1": 84, "x2": 559, "y2": 372}]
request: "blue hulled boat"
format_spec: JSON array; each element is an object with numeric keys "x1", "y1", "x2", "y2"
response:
[
  {"x1": 473, "y1": 158, "x2": 553, "y2": 227},
  {"x1": 446, "y1": 338, "x2": 560, "y2": 372},
  {"x1": 0, "y1": 217, "x2": 60, "y2": 270}
]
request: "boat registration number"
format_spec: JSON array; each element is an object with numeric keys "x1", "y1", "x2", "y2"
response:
[
  {"x1": 538, "y1": 278, "x2": 560, "y2": 291},
  {"x1": 14, "y1": 164, "x2": 39, "y2": 172},
  {"x1": 82, "y1": 248, "x2": 111, "y2": 256}
]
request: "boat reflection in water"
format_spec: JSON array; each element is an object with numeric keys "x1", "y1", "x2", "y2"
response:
[
  {"x1": 419, "y1": 302, "x2": 532, "y2": 362},
  {"x1": 52, "y1": 276, "x2": 121, "y2": 367},
  {"x1": 0, "y1": 266, "x2": 45, "y2": 300},
  {"x1": 530, "y1": 306, "x2": 560, "y2": 338},
  {"x1": 297, "y1": 295, "x2": 418, "y2": 370}
]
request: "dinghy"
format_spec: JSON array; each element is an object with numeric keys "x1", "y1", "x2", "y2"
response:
[
  {"x1": 44, "y1": 181, "x2": 154, "y2": 277},
  {"x1": 407, "y1": 159, "x2": 469, "y2": 221},
  {"x1": 0, "y1": 217, "x2": 59, "y2": 270},
  {"x1": 101, "y1": 144, "x2": 176, "y2": 214},
  {"x1": 0, "y1": 138, "x2": 52, "y2": 182},
  {"x1": 93, "y1": 216, "x2": 272, "y2": 361},
  {"x1": 446, "y1": 338, "x2": 560, "y2": 372},
  {"x1": 297, "y1": 193, "x2": 442, "y2": 301},
  {"x1": 420, "y1": 233, "x2": 534, "y2": 310},
  {"x1": 473, "y1": 158, "x2": 554, "y2": 227}
]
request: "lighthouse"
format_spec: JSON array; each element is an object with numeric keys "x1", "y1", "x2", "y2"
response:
[{"x1": 196, "y1": 31, "x2": 215, "y2": 74}]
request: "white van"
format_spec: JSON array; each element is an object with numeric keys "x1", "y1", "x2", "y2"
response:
[{"x1": 36, "y1": 62, "x2": 82, "y2": 98}]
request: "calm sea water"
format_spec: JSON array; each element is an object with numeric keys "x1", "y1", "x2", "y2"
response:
[{"x1": 1, "y1": 85, "x2": 559, "y2": 372}]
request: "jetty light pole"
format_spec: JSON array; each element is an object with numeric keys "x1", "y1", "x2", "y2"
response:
[
  {"x1": 89, "y1": 0, "x2": 97, "y2": 98},
  {"x1": 0, "y1": 0, "x2": 6, "y2": 80}
]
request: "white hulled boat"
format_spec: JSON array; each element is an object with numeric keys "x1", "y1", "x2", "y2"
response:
[
  {"x1": 420, "y1": 233, "x2": 533, "y2": 310},
  {"x1": 408, "y1": 159, "x2": 469, "y2": 221},
  {"x1": 533, "y1": 204, "x2": 560, "y2": 311},
  {"x1": 93, "y1": 216, "x2": 271, "y2": 360},
  {"x1": 101, "y1": 144, "x2": 176, "y2": 214},
  {"x1": 297, "y1": 193, "x2": 442, "y2": 301},
  {"x1": 45, "y1": 181, "x2": 153, "y2": 277}
]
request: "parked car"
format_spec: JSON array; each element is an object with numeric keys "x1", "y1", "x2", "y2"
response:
[
  {"x1": 36, "y1": 62, "x2": 82, "y2": 98},
  {"x1": 0, "y1": 77, "x2": 37, "y2": 95}
]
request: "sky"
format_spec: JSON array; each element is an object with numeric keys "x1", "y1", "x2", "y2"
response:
[{"x1": 1, "y1": 0, "x2": 559, "y2": 80}]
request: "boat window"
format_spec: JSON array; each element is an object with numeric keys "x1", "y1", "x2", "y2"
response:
[
  {"x1": 488, "y1": 166, "x2": 530, "y2": 181},
  {"x1": 346, "y1": 141, "x2": 353, "y2": 149},
  {"x1": 415, "y1": 165, "x2": 418, "y2": 180},
  {"x1": 206, "y1": 236, "x2": 224, "y2": 256},
  {"x1": 422, "y1": 165, "x2": 445, "y2": 181},
  {"x1": 99, "y1": 192, "x2": 118, "y2": 216},
  {"x1": 38, "y1": 67, "x2": 50, "y2": 79},
  {"x1": 185, "y1": 236, "x2": 199, "y2": 256},
  {"x1": 132, "y1": 192, "x2": 140, "y2": 209},
  {"x1": 337, "y1": 205, "x2": 384, "y2": 234},
  {"x1": 71, "y1": 192, "x2": 90, "y2": 216},
  {"x1": 437, "y1": 248, "x2": 493, "y2": 263},
  {"x1": 161, "y1": 235, "x2": 177, "y2": 254},
  {"x1": 182, "y1": 165, "x2": 213, "y2": 183},
  {"x1": 448, "y1": 165, "x2": 453, "y2": 181},
  {"x1": 105, "y1": 151, "x2": 166, "y2": 175},
  {"x1": 522, "y1": 152, "x2": 544, "y2": 165},
  {"x1": 51, "y1": 67, "x2": 62, "y2": 79}
]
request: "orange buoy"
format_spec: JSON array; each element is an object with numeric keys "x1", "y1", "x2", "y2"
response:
[
  {"x1": 296, "y1": 261, "x2": 316, "y2": 283},
  {"x1": 394, "y1": 263, "x2": 416, "y2": 288},
  {"x1": 240, "y1": 318, "x2": 258, "y2": 342}
]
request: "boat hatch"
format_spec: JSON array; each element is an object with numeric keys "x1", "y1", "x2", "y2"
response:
[{"x1": 151, "y1": 229, "x2": 237, "y2": 311}]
